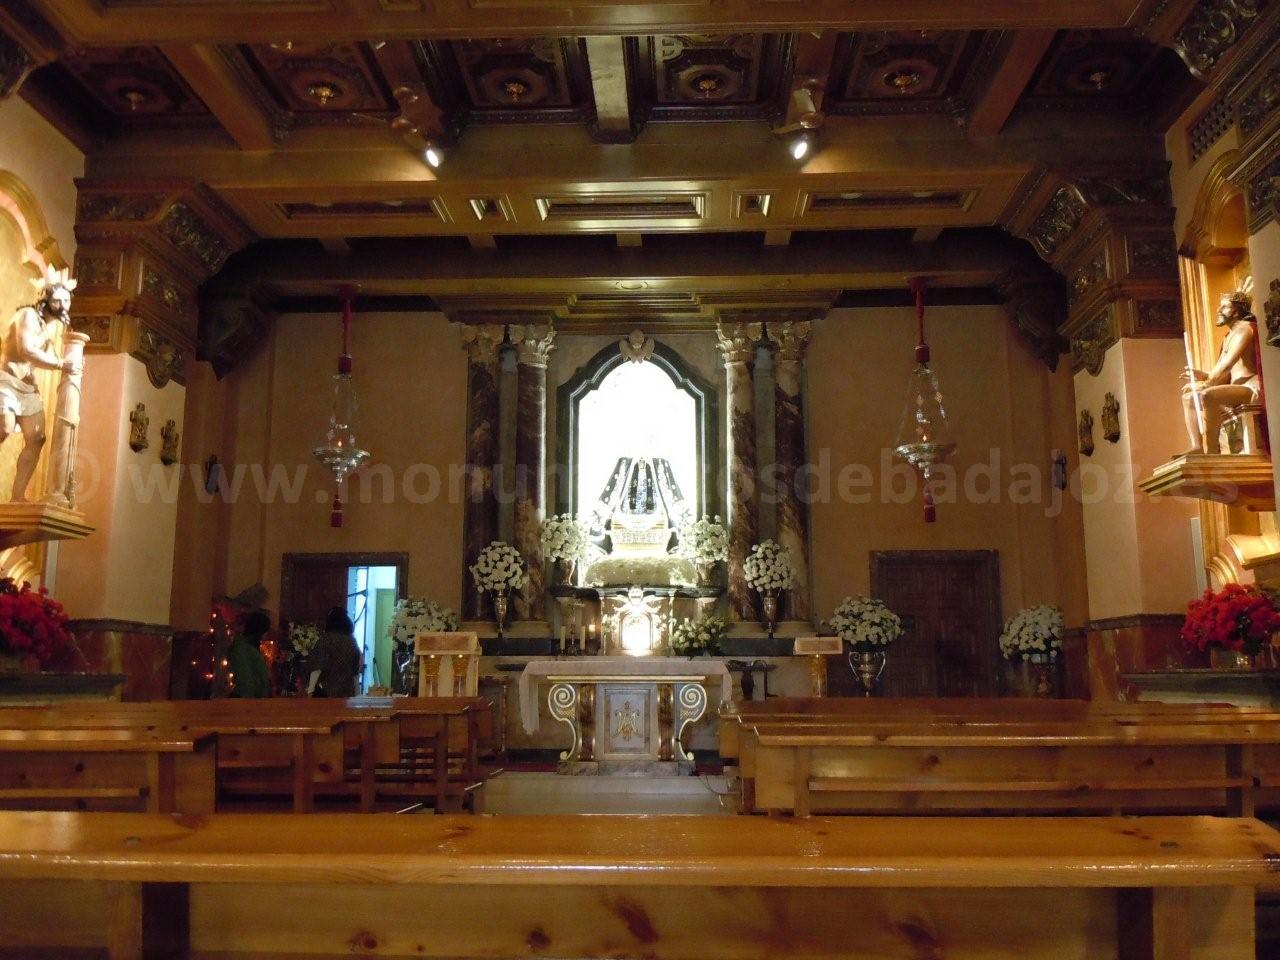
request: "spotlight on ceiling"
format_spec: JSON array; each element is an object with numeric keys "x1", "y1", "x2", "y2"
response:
[
  {"x1": 423, "y1": 142, "x2": 444, "y2": 169},
  {"x1": 772, "y1": 77, "x2": 825, "y2": 162}
]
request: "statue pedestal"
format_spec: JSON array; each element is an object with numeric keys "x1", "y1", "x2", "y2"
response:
[
  {"x1": 1138, "y1": 453, "x2": 1275, "y2": 511},
  {"x1": 0, "y1": 501, "x2": 93, "y2": 549}
]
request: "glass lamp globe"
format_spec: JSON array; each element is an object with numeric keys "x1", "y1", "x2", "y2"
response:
[
  {"x1": 312, "y1": 369, "x2": 369, "y2": 517},
  {"x1": 893, "y1": 347, "x2": 956, "y2": 521}
]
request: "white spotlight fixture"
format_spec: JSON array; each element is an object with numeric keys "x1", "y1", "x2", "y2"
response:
[
  {"x1": 789, "y1": 134, "x2": 811, "y2": 161},
  {"x1": 423, "y1": 142, "x2": 444, "y2": 169}
]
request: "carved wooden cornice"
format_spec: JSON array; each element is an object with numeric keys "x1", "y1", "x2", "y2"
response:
[
  {"x1": 993, "y1": 263, "x2": 1069, "y2": 371},
  {"x1": 0, "y1": 1, "x2": 60, "y2": 101}
]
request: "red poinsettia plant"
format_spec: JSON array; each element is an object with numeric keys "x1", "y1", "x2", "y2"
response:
[
  {"x1": 0, "y1": 578, "x2": 71, "y2": 670},
  {"x1": 1181, "y1": 583, "x2": 1280, "y2": 655}
]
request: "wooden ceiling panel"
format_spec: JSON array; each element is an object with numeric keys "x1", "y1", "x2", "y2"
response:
[
  {"x1": 235, "y1": 41, "x2": 396, "y2": 116},
  {"x1": 628, "y1": 33, "x2": 791, "y2": 121},
  {"x1": 40, "y1": 45, "x2": 215, "y2": 129},
  {"x1": 420, "y1": 37, "x2": 594, "y2": 124},
  {"x1": 1022, "y1": 29, "x2": 1175, "y2": 110},
  {"x1": 825, "y1": 30, "x2": 991, "y2": 118}
]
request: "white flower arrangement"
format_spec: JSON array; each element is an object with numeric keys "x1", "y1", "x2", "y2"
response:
[
  {"x1": 541, "y1": 514, "x2": 588, "y2": 563},
  {"x1": 387, "y1": 597, "x2": 459, "y2": 650},
  {"x1": 828, "y1": 596, "x2": 903, "y2": 652},
  {"x1": 585, "y1": 554, "x2": 697, "y2": 587},
  {"x1": 999, "y1": 605, "x2": 1064, "y2": 661},
  {"x1": 743, "y1": 539, "x2": 797, "y2": 592},
  {"x1": 288, "y1": 622, "x2": 321, "y2": 657},
  {"x1": 668, "y1": 615, "x2": 728, "y2": 656},
  {"x1": 470, "y1": 540, "x2": 527, "y2": 594},
  {"x1": 677, "y1": 515, "x2": 729, "y2": 565}
]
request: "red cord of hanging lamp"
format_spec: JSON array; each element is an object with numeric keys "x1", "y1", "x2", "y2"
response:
[{"x1": 331, "y1": 286, "x2": 357, "y2": 528}]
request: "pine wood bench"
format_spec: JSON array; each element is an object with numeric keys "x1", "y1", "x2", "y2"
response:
[
  {"x1": 743, "y1": 720, "x2": 1280, "y2": 816},
  {"x1": 0, "y1": 729, "x2": 215, "y2": 814},
  {"x1": 0, "y1": 811, "x2": 1273, "y2": 959}
]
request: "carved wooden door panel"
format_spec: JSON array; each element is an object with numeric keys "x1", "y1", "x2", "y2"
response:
[
  {"x1": 281, "y1": 561, "x2": 348, "y2": 627},
  {"x1": 867, "y1": 550, "x2": 1002, "y2": 698}
]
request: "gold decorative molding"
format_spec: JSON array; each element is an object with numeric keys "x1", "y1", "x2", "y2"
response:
[
  {"x1": 1182, "y1": 150, "x2": 1247, "y2": 262},
  {"x1": 0, "y1": 503, "x2": 92, "y2": 550},
  {"x1": 1139, "y1": 453, "x2": 1276, "y2": 511}
]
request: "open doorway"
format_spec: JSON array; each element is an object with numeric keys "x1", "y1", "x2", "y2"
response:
[{"x1": 280, "y1": 552, "x2": 408, "y2": 693}]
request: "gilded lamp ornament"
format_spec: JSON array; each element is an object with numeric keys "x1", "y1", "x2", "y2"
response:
[
  {"x1": 893, "y1": 278, "x2": 955, "y2": 522},
  {"x1": 312, "y1": 287, "x2": 369, "y2": 527}
]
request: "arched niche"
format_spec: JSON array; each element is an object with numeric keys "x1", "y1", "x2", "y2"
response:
[
  {"x1": 1181, "y1": 151, "x2": 1248, "y2": 266},
  {"x1": 555, "y1": 340, "x2": 720, "y2": 522},
  {"x1": 0, "y1": 170, "x2": 68, "y2": 585}
]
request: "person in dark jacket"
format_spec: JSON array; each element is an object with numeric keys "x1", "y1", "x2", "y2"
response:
[{"x1": 307, "y1": 606, "x2": 362, "y2": 698}]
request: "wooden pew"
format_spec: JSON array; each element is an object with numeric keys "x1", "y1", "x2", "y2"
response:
[
  {"x1": 745, "y1": 720, "x2": 1280, "y2": 816},
  {"x1": 0, "y1": 811, "x2": 1272, "y2": 959},
  {"x1": 0, "y1": 729, "x2": 215, "y2": 814},
  {"x1": 0, "y1": 696, "x2": 494, "y2": 813}
]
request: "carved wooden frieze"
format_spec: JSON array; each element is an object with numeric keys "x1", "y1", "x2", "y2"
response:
[
  {"x1": 1134, "y1": 299, "x2": 1183, "y2": 332},
  {"x1": 1265, "y1": 277, "x2": 1280, "y2": 345},
  {"x1": 1069, "y1": 312, "x2": 1114, "y2": 376},
  {"x1": 1028, "y1": 184, "x2": 1089, "y2": 259},
  {"x1": 0, "y1": 27, "x2": 34, "y2": 100},
  {"x1": 1128, "y1": 235, "x2": 1179, "y2": 273},
  {"x1": 71, "y1": 315, "x2": 117, "y2": 348},
  {"x1": 1235, "y1": 58, "x2": 1280, "y2": 138},
  {"x1": 1244, "y1": 151, "x2": 1280, "y2": 232},
  {"x1": 140, "y1": 262, "x2": 187, "y2": 316},
  {"x1": 1078, "y1": 409, "x2": 1095, "y2": 456},
  {"x1": 132, "y1": 326, "x2": 186, "y2": 388},
  {"x1": 73, "y1": 253, "x2": 121, "y2": 290},
  {"x1": 159, "y1": 202, "x2": 231, "y2": 274},
  {"x1": 1172, "y1": 0, "x2": 1267, "y2": 79},
  {"x1": 1069, "y1": 253, "x2": 1108, "y2": 304},
  {"x1": 78, "y1": 193, "x2": 168, "y2": 223}
]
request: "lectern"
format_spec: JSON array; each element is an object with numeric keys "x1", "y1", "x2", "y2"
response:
[{"x1": 414, "y1": 632, "x2": 480, "y2": 697}]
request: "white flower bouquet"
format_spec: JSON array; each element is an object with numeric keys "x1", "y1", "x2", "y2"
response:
[
  {"x1": 541, "y1": 514, "x2": 588, "y2": 563},
  {"x1": 677, "y1": 515, "x2": 729, "y2": 565},
  {"x1": 999, "y1": 605, "x2": 1064, "y2": 661},
  {"x1": 288, "y1": 622, "x2": 321, "y2": 657},
  {"x1": 470, "y1": 540, "x2": 527, "y2": 594},
  {"x1": 387, "y1": 597, "x2": 459, "y2": 650},
  {"x1": 743, "y1": 539, "x2": 797, "y2": 592},
  {"x1": 668, "y1": 615, "x2": 728, "y2": 656},
  {"x1": 828, "y1": 596, "x2": 903, "y2": 652}
]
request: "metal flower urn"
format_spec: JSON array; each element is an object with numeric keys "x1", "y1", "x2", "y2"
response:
[
  {"x1": 849, "y1": 649, "x2": 887, "y2": 697},
  {"x1": 492, "y1": 591, "x2": 510, "y2": 639},
  {"x1": 760, "y1": 590, "x2": 780, "y2": 638}
]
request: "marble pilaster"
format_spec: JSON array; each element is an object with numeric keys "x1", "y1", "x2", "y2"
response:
[
  {"x1": 768, "y1": 320, "x2": 812, "y2": 622},
  {"x1": 717, "y1": 321, "x2": 763, "y2": 621},
  {"x1": 460, "y1": 325, "x2": 506, "y2": 621},
  {"x1": 510, "y1": 324, "x2": 555, "y2": 621}
]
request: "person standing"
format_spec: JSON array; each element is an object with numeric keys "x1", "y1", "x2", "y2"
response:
[
  {"x1": 227, "y1": 610, "x2": 272, "y2": 698},
  {"x1": 308, "y1": 607, "x2": 362, "y2": 698}
]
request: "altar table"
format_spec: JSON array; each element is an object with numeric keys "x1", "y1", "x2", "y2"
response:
[{"x1": 518, "y1": 657, "x2": 732, "y2": 770}]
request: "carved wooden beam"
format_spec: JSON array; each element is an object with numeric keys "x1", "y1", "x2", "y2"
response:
[
  {"x1": 159, "y1": 45, "x2": 277, "y2": 151},
  {"x1": 584, "y1": 36, "x2": 634, "y2": 144},
  {"x1": 967, "y1": 30, "x2": 1057, "y2": 137},
  {"x1": 0, "y1": 1, "x2": 62, "y2": 101}
]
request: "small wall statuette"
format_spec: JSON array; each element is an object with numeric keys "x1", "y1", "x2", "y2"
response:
[
  {"x1": 159, "y1": 419, "x2": 179, "y2": 466},
  {"x1": 619, "y1": 329, "x2": 654, "y2": 364},
  {"x1": 1101, "y1": 392, "x2": 1121, "y2": 443},
  {"x1": 1051, "y1": 449, "x2": 1068, "y2": 490},
  {"x1": 1265, "y1": 278, "x2": 1280, "y2": 347},
  {"x1": 1078, "y1": 409, "x2": 1095, "y2": 456},
  {"x1": 128, "y1": 402, "x2": 149, "y2": 452},
  {"x1": 204, "y1": 454, "x2": 223, "y2": 495}
]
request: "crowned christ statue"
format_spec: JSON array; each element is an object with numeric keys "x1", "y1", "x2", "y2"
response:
[
  {"x1": 2, "y1": 265, "x2": 81, "y2": 501},
  {"x1": 1182, "y1": 285, "x2": 1261, "y2": 455}
]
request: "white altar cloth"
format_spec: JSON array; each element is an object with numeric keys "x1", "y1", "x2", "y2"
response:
[{"x1": 518, "y1": 656, "x2": 733, "y2": 734}]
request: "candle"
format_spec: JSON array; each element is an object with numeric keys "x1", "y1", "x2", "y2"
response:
[
  {"x1": 578, "y1": 625, "x2": 586, "y2": 648},
  {"x1": 559, "y1": 627, "x2": 566, "y2": 655}
]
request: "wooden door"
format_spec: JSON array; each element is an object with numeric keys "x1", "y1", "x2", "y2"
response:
[
  {"x1": 280, "y1": 552, "x2": 409, "y2": 628},
  {"x1": 861, "y1": 550, "x2": 1002, "y2": 698}
]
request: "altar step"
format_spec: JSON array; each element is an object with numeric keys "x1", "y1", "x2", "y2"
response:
[{"x1": 481, "y1": 771, "x2": 732, "y2": 815}]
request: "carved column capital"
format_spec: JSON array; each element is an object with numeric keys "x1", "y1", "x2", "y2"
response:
[
  {"x1": 716, "y1": 321, "x2": 763, "y2": 365},
  {"x1": 510, "y1": 323, "x2": 556, "y2": 367},
  {"x1": 767, "y1": 320, "x2": 812, "y2": 365},
  {"x1": 459, "y1": 323, "x2": 506, "y2": 366}
]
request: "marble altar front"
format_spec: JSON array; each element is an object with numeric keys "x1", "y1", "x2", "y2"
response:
[{"x1": 518, "y1": 656, "x2": 732, "y2": 773}]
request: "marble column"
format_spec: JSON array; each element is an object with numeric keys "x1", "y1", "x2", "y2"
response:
[
  {"x1": 510, "y1": 324, "x2": 555, "y2": 622},
  {"x1": 717, "y1": 321, "x2": 762, "y2": 621},
  {"x1": 459, "y1": 325, "x2": 506, "y2": 622},
  {"x1": 769, "y1": 320, "x2": 812, "y2": 622}
]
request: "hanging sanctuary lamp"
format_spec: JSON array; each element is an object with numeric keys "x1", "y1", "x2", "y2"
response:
[
  {"x1": 893, "y1": 277, "x2": 956, "y2": 523},
  {"x1": 312, "y1": 285, "x2": 370, "y2": 527}
]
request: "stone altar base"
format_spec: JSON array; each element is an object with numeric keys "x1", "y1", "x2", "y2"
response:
[{"x1": 559, "y1": 759, "x2": 692, "y2": 777}]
